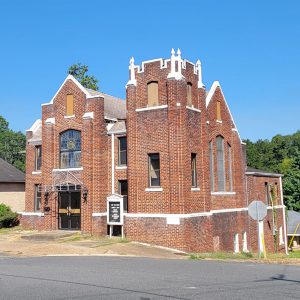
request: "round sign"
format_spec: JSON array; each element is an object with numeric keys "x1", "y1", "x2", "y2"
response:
[{"x1": 248, "y1": 200, "x2": 267, "y2": 221}]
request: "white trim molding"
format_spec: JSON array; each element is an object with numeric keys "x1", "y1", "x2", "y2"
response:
[
  {"x1": 136, "y1": 105, "x2": 168, "y2": 112},
  {"x1": 186, "y1": 106, "x2": 201, "y2": 113},
  {"x1": 32, "y1": 171, "x2": 42, "y2": 175},
  {"x1": 83, "y1": 112, "x2": 94, "y2": 120},
  {"x1": 211, "y1": 192, "x2": 236, "y2": 196},
  {"x1": 145, "y1": 187, "x2": 163, "y2": 192},
  {"x1": 92, "y1": 212, "x2": 107, "y2": 217},
  {"x1": 116, "y1": 165, "x2": 127, "y2": 170},
  {"x1": 26, "y1": 119, "x2": 42, "y2": 133},
  {"x1": 191, "y1": 187, "x2": 200, "y2": 191},
  {"x1": 52, "y1": 167, "x2": 83, "y2": 172},
  {"x1": 64, "y1": 115, "x2": 75, "y2": 119},
  {"x1": 21, "y1": 212, "x2": 44, "y2": 217},
  {"x1": 45, "y1": 117, "x2": 55, "y2": 125}
]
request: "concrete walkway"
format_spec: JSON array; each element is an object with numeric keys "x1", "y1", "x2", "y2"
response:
[{"x1": 0, "y1": 229, "x2": 186, "y2": 259}]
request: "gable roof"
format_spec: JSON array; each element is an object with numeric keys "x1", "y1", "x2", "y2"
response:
[
  {"x1": 0, "y1": 158, "x2": 25, "y2": 183},
  {"x1": 206, "y1": 81, "x2": 242, "y2": 143},
  {"x1": 42, "y1": 75, "x2": 126, "y2": 120}
]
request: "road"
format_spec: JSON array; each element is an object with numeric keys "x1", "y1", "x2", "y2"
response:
[{"x1": 0, "y1": 256, "x2": 299, "y2": 299}]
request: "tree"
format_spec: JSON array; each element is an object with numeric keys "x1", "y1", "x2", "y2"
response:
[
  {"x1": 245, "y1": 130, "x2": 300, "y2": 212},
  {"x1": 68, "y1": 63, "x2": 99, "y2": 91},
  {"x1": 0, "y1": 115, "x2": 26, "y2": 172}
]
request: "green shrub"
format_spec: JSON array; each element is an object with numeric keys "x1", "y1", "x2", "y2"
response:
[{"x1": 0, "y1": 204, "x2": 19, "y2": 228}]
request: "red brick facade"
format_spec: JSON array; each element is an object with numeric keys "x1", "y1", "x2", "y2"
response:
[{"x1": 22, "y1": 51, "x2": 287, "y2": 254}]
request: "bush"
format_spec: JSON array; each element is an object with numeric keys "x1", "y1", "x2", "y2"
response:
[{"x1": 0, "y1": 203, "x2": 19, "y2": 228}]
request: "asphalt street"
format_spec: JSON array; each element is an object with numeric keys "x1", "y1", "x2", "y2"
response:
[{"x1": 0, "y1": 256, "x2": 299, "y2": 299}]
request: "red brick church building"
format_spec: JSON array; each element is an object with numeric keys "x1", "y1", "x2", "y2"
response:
[{"x1": 22, "y1": 49, "x2": 288, "y2": 253}]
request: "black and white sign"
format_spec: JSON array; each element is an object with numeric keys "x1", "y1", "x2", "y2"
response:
[{"x1": 107, "y1": 194, "x2": 124, "y2": 225}]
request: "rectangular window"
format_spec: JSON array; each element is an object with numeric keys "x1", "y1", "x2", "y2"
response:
[
  {"x1": 34, "y1": 184, "x2": 41, "y2": 212},
  {"x1": 66, "y1": 94, "x2": 74, "y2": 116},
  {"x1": 209, "y1": 141, "x2": 214, "y2": 192},
  {"x1": 35, "y1": 145, "x2": 42, "y2": 171},
  {"x1": 228, "y1": 144, "x2": 233, "y2": 191},
  {"x1": 191, "y1": 153, "x2": 197, "y2": 187},
  {"x1": 217, "y1": 101, "x2": 221, "y2": 121},
  {"x1": 118, "y1": 180, "x2": 128, "y2": 212},
  {"x1": 148, "y1": 153, "x2": 160, "y2": 187},
  {"x1": 118, "y1": 137, "x2": 127, "y2": 166},
  {"x1": 265, "y1": 182, "x2": 270, "y2": 205},
  {"x1": 217, "y1": 136, "x2": 225, "y2": 191},
  {"x1": 147, "y1": 82, "x2": 158, "y2": 107},
  {"x1": 187, "y1": 83, "x2": 192, "y2": 106}
]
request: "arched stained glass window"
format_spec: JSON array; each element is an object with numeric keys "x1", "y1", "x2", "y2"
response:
[{"x1": 60, "y1": 130, "x2": 81, "y2": 168}]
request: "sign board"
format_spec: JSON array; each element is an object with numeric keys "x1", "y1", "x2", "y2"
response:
[
  {"x1": 248, "y1": 200, "x2": 267, "y2": 221},
  {"x1": 107, "y1": 194, "x2": 124, "y2": 225}
]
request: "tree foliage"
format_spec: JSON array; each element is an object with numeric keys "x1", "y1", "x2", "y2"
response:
[
  {"x1": 245, "y1": 131, "x2": 300, "y2": 211},
  {"x1": 68, "y1": 63, "x2": 99, "y2": 91},
  {"x1": 0, "y1": 115, "x2": 26, "y2": 172}
]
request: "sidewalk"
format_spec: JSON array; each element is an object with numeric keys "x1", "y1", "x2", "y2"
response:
[{"x1": 0, "y1": 228, "x2": 186, "y2": 259}]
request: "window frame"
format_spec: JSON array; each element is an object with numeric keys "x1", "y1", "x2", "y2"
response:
[
  {"x1": 148, "y1": 153, "x2": 160, "y2": 187},
  {"x1": 147, "y1": 81, "x2": 159, "y2": 107},
  {"x1": 35, "y1": 145, "x2": 42, "y2": 171},
  {"x1": 118, "y1": 180, "x2": 128, "y2": 212},
  {"x1": 34, "y1": 184, "x2": 41, "y2": 212},
  {"x1": 187, "y1": 82, "x2": 192, "y2": 107},
  {"x1": 216, "y1": 136, "x2": 225, "y2": 191},
  {"x1": 59, "y1": 129, "x2": 81, "y2": 169},
  {"x1": 191, "y1": 153, "x2": 197, "y2": 188},
  {"x1": 209, "y1": 140, "x2": 214, "y2": 192},
  {"x1": 118, "y1": 136, "x2": 127, "y2": 166},
  {"x1": 228, "y1": 143, "x2": 233, "y2": 192}
]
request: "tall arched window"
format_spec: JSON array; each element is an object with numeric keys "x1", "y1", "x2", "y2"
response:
[
  {"x1": 187, "y1": 82, "x2": 192, "y2": 106},
  {"x1": 216, "y1": 135, "x2": 225, "y2": 191},
  {"x1": 60, "y1": 130, "x2": 81, "y2": 168}
]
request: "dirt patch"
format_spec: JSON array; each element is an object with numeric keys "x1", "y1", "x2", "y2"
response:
[{"x1": 0, "y1": 230, "x2": 186, "y2": 259}]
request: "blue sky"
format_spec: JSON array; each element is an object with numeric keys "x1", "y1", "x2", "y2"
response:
[{"x1": 0, "y1": 0, "x2": 299, "y2": 141}]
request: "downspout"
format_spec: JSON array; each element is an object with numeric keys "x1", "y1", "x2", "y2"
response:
[{"x1": 280, "y1": 176, "x2": 288, "y2": 255}]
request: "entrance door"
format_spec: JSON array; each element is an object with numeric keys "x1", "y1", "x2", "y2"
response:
[{"x1": 58, "y1": 191, "x2": 81, "y2": 230}]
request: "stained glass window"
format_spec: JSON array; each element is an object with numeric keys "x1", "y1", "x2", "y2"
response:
[{"x1": 60, "y1": 130, "x2": 81, "y2": 168}]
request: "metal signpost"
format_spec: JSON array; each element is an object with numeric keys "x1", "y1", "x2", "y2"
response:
[{"x1": 248, "y1": 200, "x2": 268, "y2": 258}]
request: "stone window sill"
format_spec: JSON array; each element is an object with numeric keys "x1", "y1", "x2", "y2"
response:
[
  {"x1": 32, "y1": 171, "x2": 42, "y2": 175},
  {"x1": 145, "y1": 187, "x2": 163, "y2": 192},
  {"x1": 211, "y1": 192, "x2": 236, "y2": 196},
  {"x1": 64, "y1": 115, "x2": 75, "y2": 119},
  {"x1": 136, "y1": 105, "x2": 168, "y2": 112},
  {"x1": 116, "y1": 165, "x2": 127, "y2": 170},
  {"x1": 191, "y1": 187, "x2": 200, "y2": 191}
]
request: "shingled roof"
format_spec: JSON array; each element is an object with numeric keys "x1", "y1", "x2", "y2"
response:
[
  {"x1": 287, "y1": 210, "x2": 300, "y2": 236},
  {"x1": 85, "y1": 89, "x2": 126, "y2": 120},
  {"x1": 0, "y1": 158, "x2": 25, "y2": 183},
  {"x1": 246, "y1": 167, "x2": 282, "y2": 178}
]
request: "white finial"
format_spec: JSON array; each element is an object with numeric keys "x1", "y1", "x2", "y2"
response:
[
  {"x1": 196, "y1": 59, "x2": 204, "y2": 88},
  {"x1": 177, "y1": 48, "x2": 181, "y2": 57},
  {"x1": 126, "y1": 56, "x2": 137, "y2": 87},
  {"x1": 167, "y1": 47, "x2": 184, "y2": 80}
]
